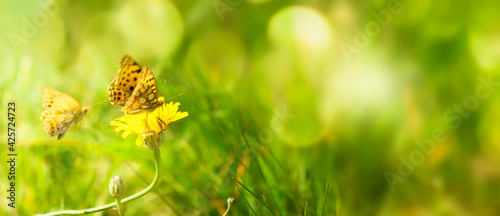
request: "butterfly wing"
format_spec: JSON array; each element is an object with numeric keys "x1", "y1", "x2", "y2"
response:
[
  {"x1": 108, "y1": 55, "x2": 142, "y2": 106},
  {"x1": 122, "y1": 67, "x2": 164, "y2": 114},
  {"x1": 41, "y1": 87, "x2": 84, "y2": 140},
  {"x1": 42, "y1": 86, "x2": 82, "y2": 114},
  {"x1": 40, "y1": 110, "x2": 79, "y2": 140}
]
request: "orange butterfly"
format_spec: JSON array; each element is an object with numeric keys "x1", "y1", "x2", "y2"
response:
[{"x1": 108, "y1": 55, "x2": 164, "y2": 115}]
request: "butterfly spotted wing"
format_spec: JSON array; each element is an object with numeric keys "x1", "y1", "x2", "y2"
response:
[
  {"x1": 40, "y1": 87, "x2": 89, "y2": 140},
  {"x1": 122, "y1": 67, "x2": 164, "y2": 115},
  {"x1": 107, "y1": 55, "x2": 142, "y2": 106}
]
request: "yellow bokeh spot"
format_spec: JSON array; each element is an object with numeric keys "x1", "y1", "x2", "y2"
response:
[{"x1": 268, "y1": 6, "x2": 333, "y2": 55}]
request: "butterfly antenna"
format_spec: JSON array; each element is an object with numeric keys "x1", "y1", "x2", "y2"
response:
[
  {"x1": 85, "y1": 95, "x2": 94, "y2": 107},
  {"x1": 160, "y1": 77, "x2": 182, "y2": 101},
  {"x1": 85, "y1": 95, "x2": 107, "y2": 107},
  {"x1": 164, "y1": 93, "x2": 183, "y2": 101},
  {"x1": 161, "y1": 79, "x2": 168, "y2": 91},
  {"x1": 92, "y1": 100, "x2": 107, "y2": 106}
]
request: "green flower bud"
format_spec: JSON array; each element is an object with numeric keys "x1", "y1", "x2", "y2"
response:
[
  {"x1": 223, "y1": 197, "x2": 236, "y2": 216},
  {"x1": 109, "y1": 176, "x2": 125, "y2": 198},
  {"x1": 227, "y1": 197, "x2": 235, "y2": 206}
]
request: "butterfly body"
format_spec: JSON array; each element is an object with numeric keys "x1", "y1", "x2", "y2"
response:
[{"x1": 40, "y1": 87, "x2": 89, "y2": 140}]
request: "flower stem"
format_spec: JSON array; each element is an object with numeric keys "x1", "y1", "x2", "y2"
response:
[
  {"x1": 114, "y1": 197, "x2": 124, "y2": 216},
  {"x1": 39, "y1": 149, "x2": 162, "y2": 216},
  {"x1": 222, "y1": 205, "x2": 231, "y2": 216}
]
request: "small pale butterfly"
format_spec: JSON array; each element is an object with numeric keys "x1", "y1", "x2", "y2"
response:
[{"x1": 40, "y1": 87, "x2": 89, "y2": 140}]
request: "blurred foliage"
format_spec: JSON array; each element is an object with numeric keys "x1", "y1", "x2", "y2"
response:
[{"x1": 1, "y1": 0, "x2": 500, "y2": 215}]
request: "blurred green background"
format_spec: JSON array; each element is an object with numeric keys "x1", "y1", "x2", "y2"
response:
[{"x1": 1, "y1": 0, "x2": 500, "y2": 215}]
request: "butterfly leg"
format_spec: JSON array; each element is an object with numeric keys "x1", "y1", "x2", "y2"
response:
[
  {"x1": 145, "y1": 113, "x2": 150, "y2": 131},
  {"x1": 156, "y1": 117, "x2": 166, "y2": 131}
]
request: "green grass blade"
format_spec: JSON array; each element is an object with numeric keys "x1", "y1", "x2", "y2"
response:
[
  {"x1": 234, "y1": 177, "x2": 276, "y2": 216},
  {"x1": 334, "y1": 180, "x2": 340, "y2": 216},
  {"x1": 321, "y1": 177, "x2": 332, "y2": 216},
  {"x1": 237, "y1": 186, "x2": 257, "y2": 215}
]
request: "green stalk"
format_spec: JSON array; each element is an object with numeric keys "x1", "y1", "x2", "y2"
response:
[
  {"x1": 222, "y1": 205, "x2": 231, "y2": 216},
  {"x1": 39, "y1": 149, "x2": 162, "y2": 216},
  {"x1": 114, "y1": 197, "x2": 124, "y2": 216}
]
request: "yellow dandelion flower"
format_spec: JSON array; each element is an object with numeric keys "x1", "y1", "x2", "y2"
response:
[{"x1": 110, "y1": 97, "x2": 188, "y2": 148}]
